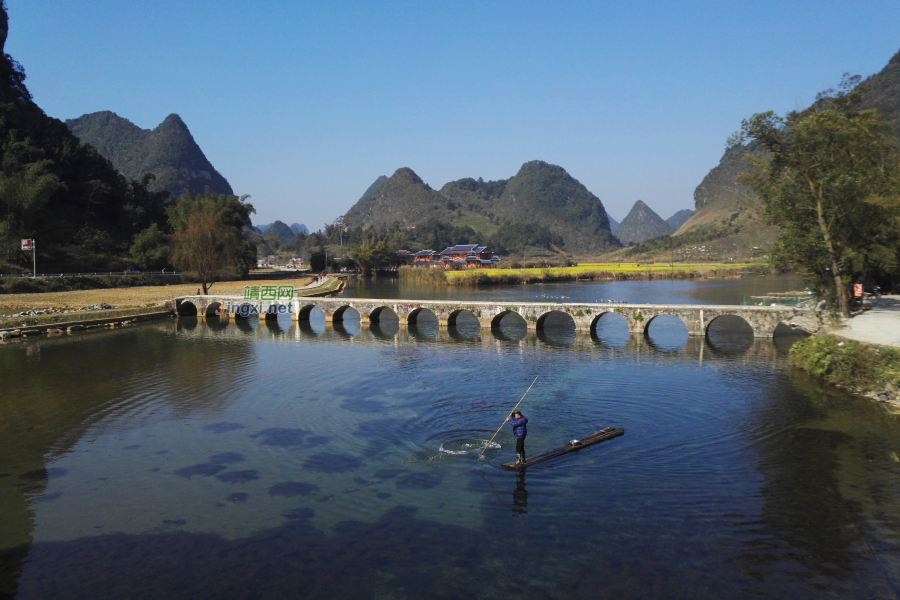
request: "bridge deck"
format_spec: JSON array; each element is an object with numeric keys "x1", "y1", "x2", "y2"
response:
[{"x1": 173, "y1": 295, "x2": 820, "y2": 338}]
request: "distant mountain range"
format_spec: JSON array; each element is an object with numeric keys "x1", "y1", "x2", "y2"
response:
[
  {"x1": 666, "y1": 209, "x2": 693, "y2": 231},
  {"x1": 66, "y1": 111, "x2": 233, "y2": 199},
  {"x1": 608, "y1": 215, "x2": 620, "y2": 233},
  {"x1": 254, "y1": 221, "x2": 309, "y2": 237},
  {"x1": 345, "y1": 161, "x2": 619, "y2": 254},
  {"x1": 613, "y1": 200, "x2": 674, "y2": 245}
]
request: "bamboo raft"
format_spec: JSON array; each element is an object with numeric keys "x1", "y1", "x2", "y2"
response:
[{"x1": 501, "y1": 427, "x2": 625, "y2": 469}]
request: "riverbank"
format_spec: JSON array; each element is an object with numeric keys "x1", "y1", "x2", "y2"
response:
[
  {"x1": 400, "y1": 262, "x2": 766, "y2": 286},
  {"x1": 790, "y1": 335, "x2": 900, "y2": 404},
  {"x1": 0, "y1": 277, "x2": 319, "y2": 330}
]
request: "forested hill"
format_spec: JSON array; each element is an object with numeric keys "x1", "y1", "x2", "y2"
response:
[
  {"x1": 671, "y1": 46, "x2": 900, "y2": 253},
  {"x1": 66, "y1": 111, "x2": 233, "y2": 199},
  {"x1": 345, "y1": 161, "x2": 619, "y2": 254},
  {"x1": 0, "y1": 5, "x2": 170, "y2": 271},
  {"x1": 859, "y1": 48, "x2": 900, "y2": 136}
]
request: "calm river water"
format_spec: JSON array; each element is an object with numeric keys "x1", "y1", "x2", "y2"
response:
[{"x1": 3, "y1": 276, "x2": 900, "y2": 599}]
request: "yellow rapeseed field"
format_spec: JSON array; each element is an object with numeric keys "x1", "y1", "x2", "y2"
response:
[{"x1": 444, "y1": 262, "x2": 756, "y2": 281}]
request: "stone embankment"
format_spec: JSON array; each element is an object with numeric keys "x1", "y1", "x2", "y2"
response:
[{"x1": 0, "y1": 311, "x2": 172, "y2": 340}]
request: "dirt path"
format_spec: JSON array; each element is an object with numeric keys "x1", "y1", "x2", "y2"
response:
[{"x1": 829, "y1": 295, "x2": 900, "y2": 348}]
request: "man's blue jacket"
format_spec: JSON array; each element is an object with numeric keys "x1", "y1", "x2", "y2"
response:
[{"x1": 508, "y1": 416, "x2": 528, "y2": 438}]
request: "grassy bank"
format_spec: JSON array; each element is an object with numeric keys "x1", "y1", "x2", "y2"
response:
[
  {"x1": 0, "y1": 277, "x2": 316, "y2": 315},
  {"x1": 0, "y1": 274, "x2": 173, "y2": 295},
  {"x1": 790, "y1": 334, "x2": 900, "y2": 401},
  {"x1": 400, "y1": 262, "x2": 765, "y2": 286}
]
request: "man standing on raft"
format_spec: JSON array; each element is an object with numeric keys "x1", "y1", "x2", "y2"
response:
[{"x1": 506, "y1": 411, "x2": 528, "y2": 465}]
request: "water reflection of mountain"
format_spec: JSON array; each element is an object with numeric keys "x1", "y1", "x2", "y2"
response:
[{"x1": 0, "y1": 322, "x2": 257, "y2": 562}]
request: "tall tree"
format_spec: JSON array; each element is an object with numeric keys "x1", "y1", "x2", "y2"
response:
[
  {"x1": 731, "y1": 79, "x2": 900, "y2": 317},
  {"x1": 168, "y1": 188, "x2": 256, "y2": 293},
  {"x1": 350, "y1": 238, "x2": 395, "y2": 274}
]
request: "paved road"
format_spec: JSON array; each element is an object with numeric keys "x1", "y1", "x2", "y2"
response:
[{"x1": 830, "y1": 295, "x2": 900, "y2": 348}]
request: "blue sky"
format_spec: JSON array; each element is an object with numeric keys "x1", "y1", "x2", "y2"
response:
[{"x1": 9, "y1": 1, "x2": 900, "y2": 229}]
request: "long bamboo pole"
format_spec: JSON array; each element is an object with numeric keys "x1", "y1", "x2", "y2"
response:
[{"x1": 479, "y1": 375, "x2": 538, "y2": 457}]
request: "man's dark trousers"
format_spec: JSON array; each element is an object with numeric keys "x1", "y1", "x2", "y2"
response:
[{"x1": 516, "y1": 436, "x2": 526, "y2": 459}]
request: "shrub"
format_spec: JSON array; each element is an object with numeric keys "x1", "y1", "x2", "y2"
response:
[{"x1": 790, "y1": 335, "x2": 900, "y2": 393}]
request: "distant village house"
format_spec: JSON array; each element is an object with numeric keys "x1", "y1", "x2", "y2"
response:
[{"x1": 413, "y1": 244, "x2": 500, "y2": 268}]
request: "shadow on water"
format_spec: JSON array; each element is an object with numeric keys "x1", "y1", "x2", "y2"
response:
[
  {"x1": 536, "y1": 312, "x2": 577, "y2": 347},
  {"x1": 296, "y1": 321, "x2": 321, "y2": 339},
  {"x1": 705, "y1": 315, "x2": 754, "y2": 355},
  {"x1": 234, "y1": 316, "x2": 257, "y2": 334},
  {"x1": 263, "y1": 318, "x2": 287, "y2": 336},
  {"x1": 407, "y1": 322, "x2": 438, "y2": 340},
  {"x1": 331, "y1": 321, "x2": 355, "y2": 339},
  {"x1": 512, "y1": 470, "x2": 528, "y2": 516},
  {"x1": 204, "y1": 316, "x2": 229, "y2": 333},
  {"x1": 175, "y1": 317, "x2": 198, "y2": 332},
  {"x1": 370, "y1": 320, "x2": 399, "y2": 340}
]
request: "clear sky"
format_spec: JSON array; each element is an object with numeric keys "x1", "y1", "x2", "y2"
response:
[{"x1": 8, "y1": 1, "x2": 900, "y2": 229}]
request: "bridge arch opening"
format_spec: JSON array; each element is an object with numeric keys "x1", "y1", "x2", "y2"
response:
[
  {"x1": 297, "y1": 304, "x2": 323, "y2": 321},
  {"x1": 445, "y1": 309, "x2": 480, "y2": 339},
  {"x1": 368, "y1": 306, "x2": 399, "y2": 323},
  {"x1": 408, "y1": 308, "x2": 439, "y2": 339},
  {"x1": 331, "y1": 305, "x2": 360, "y2": 323},
  {"x1": 645, "y1": 314, "x2": 689, "y2": 350},
  {"x1": 706, "y1": 315, "x2": 754, "y2": 352},
  {"x1": 176, "y1": 300, "x2": 198, "y2": 316},
  {"x1": 204, "y1": 302, "x2": 222, "y2": 317},
  {"x1": 407, "y1": 307, "x2": 438, "y2": 326},
  {"x1": 447, "y1": 309, "x2": 481, "y2": 336},
  {"x1": 773, "y1": 321, "x2": 810, "y2": 351},
  {"x1": 536, "y1": 310, "x2": 576, "y2": 346},
  {"x1": 331, "y1": 320, "x2": 358, "y2": 338},
  {"x1": 490, "y1": 310, "x2": 527, "y2": 329},
  {"x1": 536, "y1": 310, "x2": 577, "y2": 331},
  {"x1": 491, "y1": 310, "x2": 528, "y2": 340},
  {"x1": 590, "y1": 312, "x2": 629, "y2": 347}
]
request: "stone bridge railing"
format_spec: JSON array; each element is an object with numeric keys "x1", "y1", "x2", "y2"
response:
[{"x1": 173, "y1": 296, "x2": 821, "y2": 338}]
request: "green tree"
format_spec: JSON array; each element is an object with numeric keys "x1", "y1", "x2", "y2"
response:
[
  {"x1": 731, "y1": 81, "x2": 900, "y2": 317},
  {"x1": 0, "y1": 159, "x2": 60, "y2": 263},
  {"x1": 350, "y1": 238, "x2": 395, "y2": 274},
  {"x1": 129, "y1": 223, "x2": 170, "y2": 271}
]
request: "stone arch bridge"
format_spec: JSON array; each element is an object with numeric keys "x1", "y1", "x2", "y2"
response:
[{"x1": 173, "y1": 296, "x2": 821, "y2": 338}]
